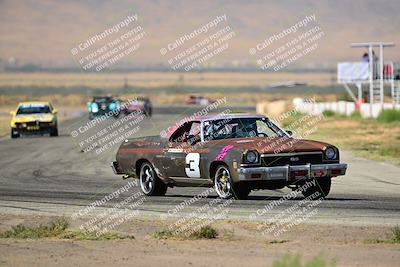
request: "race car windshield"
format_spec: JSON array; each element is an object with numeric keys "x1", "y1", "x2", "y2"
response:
[
  {"x1": 94, "y1": 97, "x2": 113, "y2": 103},
  {"x1": 203, "y1": 117, "x2": 287, "y2": 141},
  {"x1": 17, "y1": 105, "x2": 51, "y2": 114}
]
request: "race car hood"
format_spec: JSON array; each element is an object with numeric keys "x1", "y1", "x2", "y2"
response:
[
  {"x1": 13, "y1": 113, "x2": 55, "y2": 123},
  {"x1": 121, "y1": 136, "x2": 332, "y2": 154},
  {"x1": 212, "y1": 137, "x2": 331, "y2": 154}
]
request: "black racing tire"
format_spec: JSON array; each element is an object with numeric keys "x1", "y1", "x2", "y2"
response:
[
  {"x1": 301, "y1": 177, "x2": 331, "y2": 199},
  {"x1": 144, "y1": 107, "x2": 152, "y2": 117},
  {"x1": 139, "y1": 162, "x2": 167, "y2": 196},
  {"x1": 11, "y1": 128, "x2": 19, "y2": 139},
  {"x1": 50, "y1": 127, "x2": 58, "y2": 137},
  {"x1": 231, "y1": 183, "x2": 251, "y2": 200}
]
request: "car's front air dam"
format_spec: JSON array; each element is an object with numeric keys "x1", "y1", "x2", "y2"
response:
[{"x1": 237, "y1": 163, "x2": 348, "y2": 181}]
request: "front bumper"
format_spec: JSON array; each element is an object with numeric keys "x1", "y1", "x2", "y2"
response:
[
  {"x1": 90, "y1": 111, "x2": 109, "y2": 117},
  {"x1": 13, "y1": 124, "x2": 56, "y2": 135},
  {"x1": 237, "y1": 163, "x2": 347, "y2": 182}
]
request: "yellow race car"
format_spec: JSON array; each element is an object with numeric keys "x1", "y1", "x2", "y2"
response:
[{"x1": 10, "y1": 102, "x2": 58, "y2": 138}]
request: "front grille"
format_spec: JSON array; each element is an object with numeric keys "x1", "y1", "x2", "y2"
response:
[
  {"x1": 15, "y1": 121, "x2": 51, "y2": 127},
  {"x1": 39, "y1": 122, "x2": 52, "y2": 127},
  {"x1": 261, "y1": 152, "x2": 323, "y2": 167},
  {"x1": 26, "y1": 121, "x2": 38, "y2": 127},
  {"x1": 15, "y1": 121, "x2": 39, "y2": 127}
]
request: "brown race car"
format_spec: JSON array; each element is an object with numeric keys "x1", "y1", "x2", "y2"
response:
[{"x1": 111, "y1": 114, "x2": 347, "y2": 199}]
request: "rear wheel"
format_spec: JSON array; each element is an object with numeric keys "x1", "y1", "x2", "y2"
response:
[
  {"x1": 301, "y1": 177, "x2": 331, "y2": 199},
  {"x1": 139, "y1": 162, "x2": 167, "y2": 196},
  {"x1": 214, "y1": 165, "x2": 250, "y2": 200},
  {"x1": 11, "y1": 128, "x2": 19, "y2": 139},
  {"x1": 144, "y1": 107, "x2": 152, "y2": 117}
]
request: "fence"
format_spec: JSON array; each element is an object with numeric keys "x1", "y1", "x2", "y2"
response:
[{"x1": 293, "y1": 99, "x2": 400, "y2": 118}]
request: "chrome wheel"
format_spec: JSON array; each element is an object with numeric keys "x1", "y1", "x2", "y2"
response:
[
  {"x1": 214, "y1": 166, "x2": 232, "y2": 199},
  {"x1": 140, "y1": 163, "x2": 154, "y2": 194}
]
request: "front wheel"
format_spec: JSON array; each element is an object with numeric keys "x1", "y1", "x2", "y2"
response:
[
  {"x1": 50, "y1": 127, "x2": 58, "y2": 137},
  {"x1": 214, "y1": 165, "x2": 250, "y2": 200},
  {"x1": 301, "y1": 177, "x2": 331, "y2": 199},
  {"x1": 139, "y1": 162, "x2": 167, "y2": 196}
]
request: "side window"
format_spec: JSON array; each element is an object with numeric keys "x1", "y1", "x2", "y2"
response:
[
  {"x1": 169, "y1": 122, "x2": 190, "y2": 143},
  {"x1": 256, "y1": 120, "x2": 276, "y2": 137},
  {"x1": 256, "y1": 120, "x2": 267, "y2": 133},
  {"x1": 187, "y1": 122, "x2": 201, "y2": 144},
  {"x1": 169, "y1": 122, "x2": 201, "y2": 143},
  {"x1": 188, "y1": 122, "x2": 200, "y2": 136}
]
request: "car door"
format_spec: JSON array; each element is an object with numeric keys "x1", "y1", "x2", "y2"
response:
[{"x1": 162, "y1": 121, "x2": 202, "y2": 178}]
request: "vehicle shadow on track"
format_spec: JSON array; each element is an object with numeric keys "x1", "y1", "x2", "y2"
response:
[
  {"x1": 164, "y1": 194, "x2": 363, "y2": 202},
  {"x1": 248, "y1": 196, "x2": 363, "y2": 201},
  {"x1": 10, "y1": 134, "x2": 71, "y2": 139}
]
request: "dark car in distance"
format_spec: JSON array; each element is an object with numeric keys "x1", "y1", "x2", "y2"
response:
[{"x1": 87, "y1": 96, "x2": 121, "y2": 119}]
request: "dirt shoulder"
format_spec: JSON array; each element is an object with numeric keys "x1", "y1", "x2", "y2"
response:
[{"x1": 0, "y1": 213, "x2": 399, "y2": 267}]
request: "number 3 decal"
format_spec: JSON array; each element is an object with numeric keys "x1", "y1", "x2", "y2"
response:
[{"x1": 185, "y1": 153, "x2": 200, "y2": 178}]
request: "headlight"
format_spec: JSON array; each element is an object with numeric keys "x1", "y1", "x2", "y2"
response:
[
  {"x1": 245, "y1": 150, "x2": 259, "y2": 164},
  {"x1": 91, "y1": 103, "x2": 99, "y2": 113},
  {"x1": 109, "y1": 103, "x2": 117, "y2": 110},
  {"x1": 325, "y1": 147, "x2": 337, "y2": 160}
]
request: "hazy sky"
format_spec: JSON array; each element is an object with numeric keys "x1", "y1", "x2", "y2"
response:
[{"x1": 1, "y1": 0, "x2": 399, "y2": 69}]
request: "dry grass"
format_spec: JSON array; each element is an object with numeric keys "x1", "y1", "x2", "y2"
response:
[
  {"x1": 0, "y1": 116, "x2": 10, "y2": 138},
  {"x1": 153, "y1": 225, "x2": 218, "y2": 240},
  {"x1": 0, "y1": 94, "x2": 88, "y2": 107},
  {"x1": 0, "y1": 72, "x2": 334, "y2": 88},
  {"x1": 0, "y1": 92, "x2": 336, "y2": 108},
  {"x1": 306, "y1": 116, "x2": 400, "y2": 164},
  {"x1": 0, "y1": 218, "x2": 133, "y2": 240}
]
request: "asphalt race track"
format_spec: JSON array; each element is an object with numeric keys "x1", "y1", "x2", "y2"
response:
[{"x1": 0, "y1": 106, "x2": 399, "y2": 226}]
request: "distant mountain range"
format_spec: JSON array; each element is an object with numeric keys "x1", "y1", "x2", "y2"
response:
[{"x1": 0, "y1": 0, "x2": 399, "y2": 70}]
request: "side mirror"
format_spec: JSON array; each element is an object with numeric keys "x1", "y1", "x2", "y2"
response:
[
  {"x1": 53, "y1": 109, "x2": 58, "y2": 114},
  {"x1": 9, "y1": 111, "x2": 15, "y2": 116},
  {"x1": 286, "y1": 130, "x2": 293, "y2": 136}
]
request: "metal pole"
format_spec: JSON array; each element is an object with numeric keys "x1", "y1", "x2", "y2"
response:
[
  {"x1": 369, "y1": 45, "x2": 373, "y2": 117},
  {"x1": 357, "y1": 83, "x2": 362, "y2": 103},
  {"x1": 380, "y1": 44, "x2": 384, "y2": 111},
  {"x1": 391, "y1": 62, "x2": 395, "y2": 107},
  {"x1": 343, "y1": 83, "x2": 357, "y2": 102}
]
